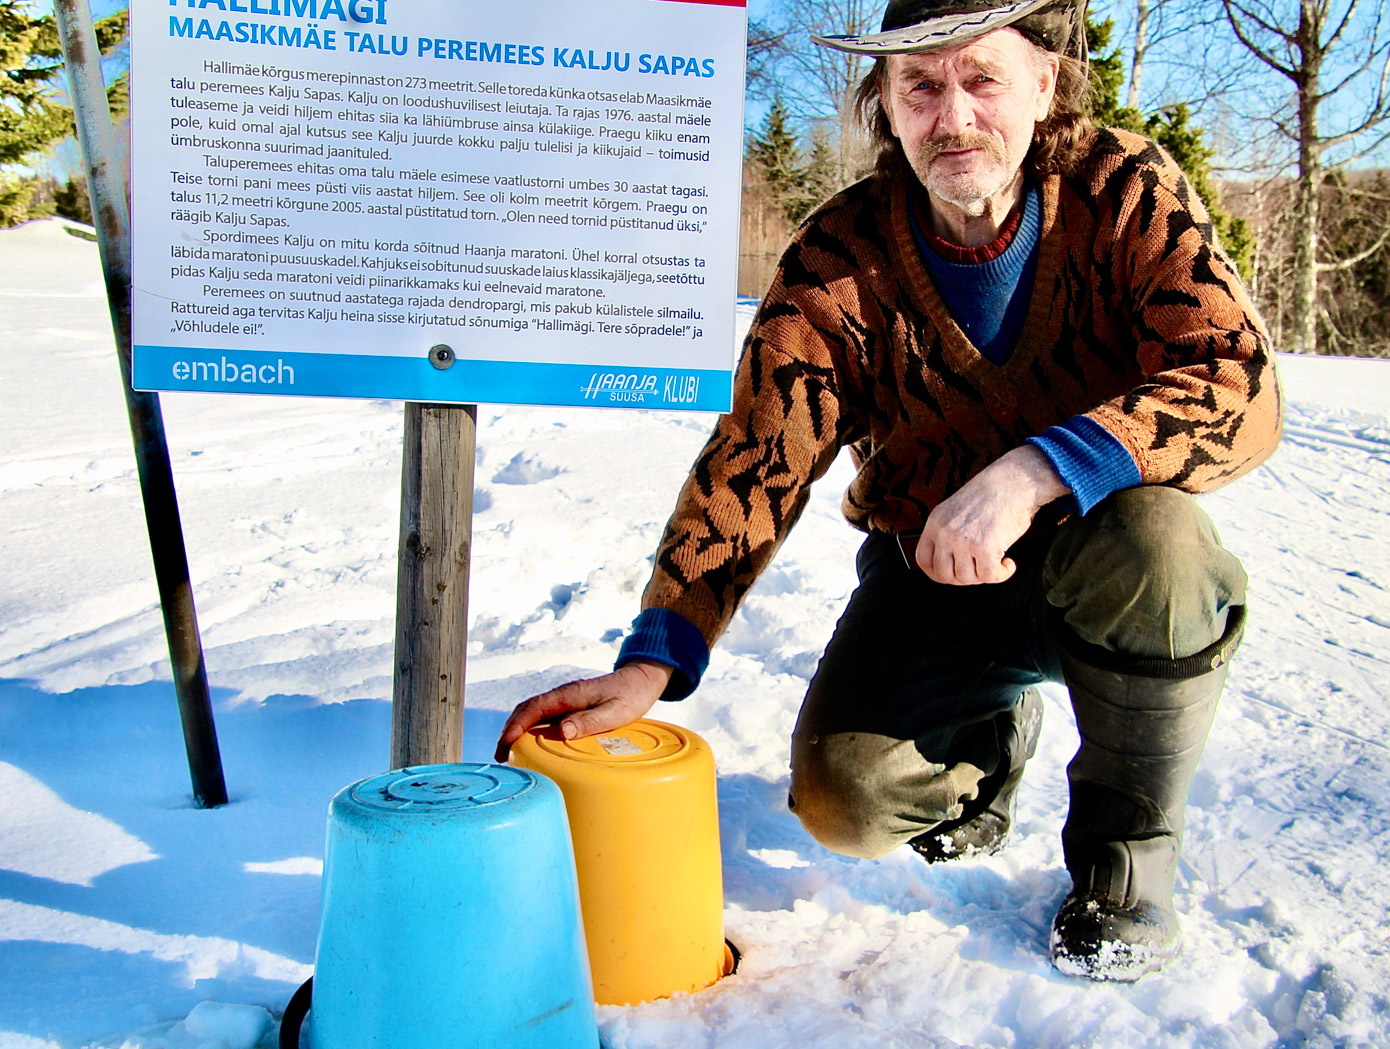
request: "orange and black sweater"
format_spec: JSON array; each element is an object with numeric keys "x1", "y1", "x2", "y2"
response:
[{"x1": 618, "y1": 129, "x2": 1283, "y2": 697}]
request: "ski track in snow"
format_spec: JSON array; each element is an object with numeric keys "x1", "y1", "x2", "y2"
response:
[{"x1": 2, "y1": 219, "x2": 1388, "y2": 1048}]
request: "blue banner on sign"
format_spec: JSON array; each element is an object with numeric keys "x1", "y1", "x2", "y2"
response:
[{"x1": 133, "y1": 345, "x2": 733, "y2": 412}]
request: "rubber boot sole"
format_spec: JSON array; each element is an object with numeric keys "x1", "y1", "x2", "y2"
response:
[{"x1": 910, "y1": 687, "x2": 1043, "y2": 863}]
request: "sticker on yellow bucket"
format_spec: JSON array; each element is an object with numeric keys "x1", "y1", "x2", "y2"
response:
[
  {"x1": 530, "y1": 721, "x2": 690, "y2": 764},
  {"x1": 596, "y1": 736, "x2": 643, "y2": 757}
]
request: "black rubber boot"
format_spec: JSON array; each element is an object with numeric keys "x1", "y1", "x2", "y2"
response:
[
  {"x1": 911, "y1": 687, "x2": 1043, "y2": 863},
  {"x1": 1049, "y1": 606, "x2": 1245, "y2": 982}
]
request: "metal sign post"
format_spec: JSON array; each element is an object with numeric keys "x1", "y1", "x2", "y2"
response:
[{"x1": 54, "y1": 0, "x2": 228, "y2": 806}]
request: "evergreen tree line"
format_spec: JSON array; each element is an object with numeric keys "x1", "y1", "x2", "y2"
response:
[
  {"x1": 0, "y1": 0, "x2": 124, "y2": 226},
  {"x1": 1229, "y1": 171, "x2": 1390, "y2": 359},
  {"x1": 0, "y1": 1, "x2": 1384, "y2": 355},
  {"x1": 741, "y1": 8, "x2": 1389, "y2": 358},
  {"x1": 742, "y1": 16, "x2": 1255, "y2": 292}
]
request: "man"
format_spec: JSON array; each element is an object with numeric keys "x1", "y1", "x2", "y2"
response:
[{"x1": 497, "y1": 0, "x2": 1280, "y2": 982}]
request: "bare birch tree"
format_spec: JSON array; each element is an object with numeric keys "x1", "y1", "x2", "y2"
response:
[
  {"x1": 1220, "y1": 0, "x2": 1390, "y2": 352},
  {"x1": 1128, "y1": 0, "x2": 1151, "y2": 109},
  {"x1": 747, "y1": 18, "x2": 785, "y2": 104},
  {"x1": 756, "y1": 0, "x2": 878, "y2": 188},
  {"x1": 1116, "y1": 0, "x2": 1250, "y2": 115}
]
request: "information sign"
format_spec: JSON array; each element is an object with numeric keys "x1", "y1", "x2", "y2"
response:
[{"x1": 130, "y1": 0, "x2": 746, "y2": 411}]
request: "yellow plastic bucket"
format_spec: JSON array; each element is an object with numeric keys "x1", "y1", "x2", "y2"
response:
[{"x1": 510, "y1": 718, "x2": 735, "y2": 1005}]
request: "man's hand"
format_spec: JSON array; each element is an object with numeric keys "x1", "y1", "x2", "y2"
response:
[
  {"x1": 915, "y1": 444, "x2": 1069, "y2": 585},
  {"x1": 493, "y1": 660, "x2": 673, "y2": 762}
]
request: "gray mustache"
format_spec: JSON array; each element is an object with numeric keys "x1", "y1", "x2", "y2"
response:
[{"x1": 918, "y1": 133, "x2": 1007, "y2": 164}]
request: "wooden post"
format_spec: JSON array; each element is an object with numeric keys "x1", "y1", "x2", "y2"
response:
[
  {"x1": 54, "y1": 0, "x2": 227, "y2": 807},
  {"x1": 391, "y1": 402, "x2": 477, "y2": 768}
]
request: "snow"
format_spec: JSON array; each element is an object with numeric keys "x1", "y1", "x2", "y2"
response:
[{"x1": 2, "y1": 217, "x2": 1388, "y2": 1048}]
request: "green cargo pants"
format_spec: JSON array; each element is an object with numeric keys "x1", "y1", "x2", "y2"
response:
[{"x1": 788, "y1": 486, "x2": 1247, "y2": 859}]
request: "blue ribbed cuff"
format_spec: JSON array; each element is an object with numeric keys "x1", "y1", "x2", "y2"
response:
[
  {"x1": 614, "y1": 608, "x2": 710, "y2": 701},
  {"x1": 1028, "y1": 415, "x2": 1142, "y2": 515}
]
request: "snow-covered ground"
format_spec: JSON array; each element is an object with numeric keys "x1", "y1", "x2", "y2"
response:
[{"x1": 2, "y1": 217, "x2": 1388, "y2": 1049}]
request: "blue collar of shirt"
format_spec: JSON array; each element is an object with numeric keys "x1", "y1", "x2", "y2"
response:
[{"x1": 909, "y1": 182, "x2": 1043, "y2": 365}]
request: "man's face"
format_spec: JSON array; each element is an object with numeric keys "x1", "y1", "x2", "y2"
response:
[{"x1": 880, "y1": 29, "x2": 1058, "y2": 215}]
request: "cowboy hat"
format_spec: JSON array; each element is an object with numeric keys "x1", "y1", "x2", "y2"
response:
[{"x1": 812, "y1": 0, "x2": 1086, "y2": 58}]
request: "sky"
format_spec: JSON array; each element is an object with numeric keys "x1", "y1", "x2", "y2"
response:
[{"x1": 21, "y1": 0, "x2": 1390, "y2": 181}]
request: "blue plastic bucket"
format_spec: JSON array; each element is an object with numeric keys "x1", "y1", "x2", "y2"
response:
[{"x1": 309, "y1": 763, "x2": 599, "y2": 1049}]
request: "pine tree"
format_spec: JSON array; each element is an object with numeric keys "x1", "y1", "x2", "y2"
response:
[
  {"x1": 791, "y1": 125, "x2": 839, "y2": 224},
  {"x1": 1085, "y1": 15, "x2": 1133, "y2": 130},
  {"x1": 52, "y1": 172, "x2": 90, "y2": 223},
  {"x1": 0, "y1": 0, "x2": 126, "y2": 226},
  {"x1": 748, "y1": 100, "x2": 808, "y2": 227}
]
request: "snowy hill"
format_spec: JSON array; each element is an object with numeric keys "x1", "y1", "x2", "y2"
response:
[{"x1": 1, "y1": 217, "x2": 1388, "y2": 1048}]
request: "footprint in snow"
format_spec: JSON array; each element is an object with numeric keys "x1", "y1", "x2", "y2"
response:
[{"x1": 491, "y1": 452, "x2": 564, "y2": 485}]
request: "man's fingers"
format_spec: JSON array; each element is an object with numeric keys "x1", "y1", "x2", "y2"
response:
[
  {"x1": 917, "y1": 532, "x2": 1016, "y2": 586},
  {"x1": 913, "y1": 534, "x2": 933, "y2": 576},
  {"x1": 971, "y1": 553, "x2": 1016, "y2": 584},
  {"x1": 930, "y1": 542, "x2": 967, "y2": 585},
  {"x1": 916, "y1": 535, "x2": 952, "y2": 584},
  {"x1": 494, "y1": 707, "x2": 539, "y2": 761},
  {"x1": 493, "y1": 680, "x2": 605, "y2": 761},
  {"x1": 559, "y1": 704, "x2": 634, "y2": 740},
  {"x1": 961, "y1": 556, "x2": 983, "y2": 585},
  {"x1": 502, "y1": 688, "x2": 581, "y2": 736},
  {"x1": 493, "y1": 665, "x2": 672, "y2": 761}
]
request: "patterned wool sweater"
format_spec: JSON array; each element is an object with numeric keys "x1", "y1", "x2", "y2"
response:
[{"x1": 637, "y1": 128, "x2": 1283, "y2": 656}]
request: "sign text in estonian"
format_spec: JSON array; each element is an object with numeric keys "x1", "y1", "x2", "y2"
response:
[{"x1": 130, "y1": 0, "x2": 746, "y2": 411}]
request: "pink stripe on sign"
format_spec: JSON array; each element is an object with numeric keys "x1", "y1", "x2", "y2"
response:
[{"x1": 650, "y1": 0, "x2": 746, "y2": 6}]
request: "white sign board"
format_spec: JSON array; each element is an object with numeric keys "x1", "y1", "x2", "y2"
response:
[{"x1": 130, "y1": 0, "x2": 746, "y2": 411}]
